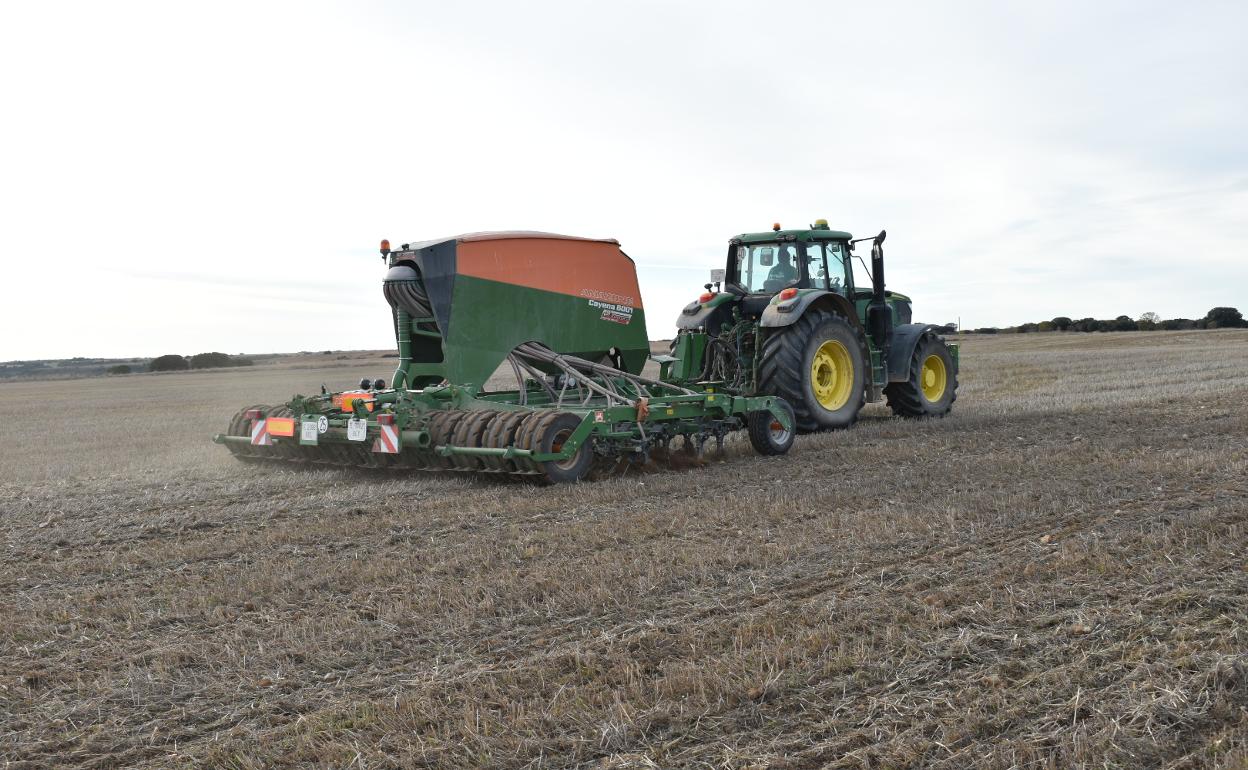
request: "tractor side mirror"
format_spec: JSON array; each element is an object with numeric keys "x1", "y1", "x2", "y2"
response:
[
  {"x1": 709, "y1": 268, "x2": 725, "y2": 283},
  {"x1": 759, "y1": 248, "x2": 775, "y2": 267}
]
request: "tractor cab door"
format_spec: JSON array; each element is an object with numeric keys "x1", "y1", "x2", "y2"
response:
[{"x1": 807, "y1": 241, "x2": 850, "y2": 296}]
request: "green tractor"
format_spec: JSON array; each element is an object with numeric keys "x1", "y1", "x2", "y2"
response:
[{"x1": 671, "y1": 220, "x2": 958, "y2": 432}]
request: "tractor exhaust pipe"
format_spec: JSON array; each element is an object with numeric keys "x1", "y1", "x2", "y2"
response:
[
  {"x1": 870, "y1": 229, "x2": 886, "y2": 304},
  {"x1": 865, "y1": 230, "x2": 892, "y2": 353}
]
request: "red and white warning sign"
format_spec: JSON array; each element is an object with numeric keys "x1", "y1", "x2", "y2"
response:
[
  {"x1": 250, "y1": 419, "x2": 273, "y2": 446},
  {"x1": 372, "y1": 423, "x2": 401, "y2": 454}
]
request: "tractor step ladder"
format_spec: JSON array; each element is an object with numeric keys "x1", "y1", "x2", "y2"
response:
[{"x1": 870, "y1": 347, "x2": 887, "y2": 398}]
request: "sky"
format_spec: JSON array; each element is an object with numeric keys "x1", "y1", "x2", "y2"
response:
[{"x1": 1, "y1": 0, "x2": 1245, "y2": 360}]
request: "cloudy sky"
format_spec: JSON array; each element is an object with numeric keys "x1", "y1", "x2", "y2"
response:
[{"x1": 2, "y1": 1, "x2": 1245, "y2": 360}]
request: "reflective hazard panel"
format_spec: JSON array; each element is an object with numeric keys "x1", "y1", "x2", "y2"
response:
[
  {"x1": 333, "y1": 392, "x2": 375, "y2": 413},
  {"x1": 266, "y1": 417, "x2": 296, "y2": 437},
  {"x1": 372, "y1": 423, "x2": 400, "y2": 454},
  {"x1": 250, "y1": 419, "x2": 272, "y2": 446}
]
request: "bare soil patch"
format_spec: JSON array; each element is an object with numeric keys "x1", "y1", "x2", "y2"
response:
[{"x1": 2, "y1": 331, "x2": 1247, "y2": 768}]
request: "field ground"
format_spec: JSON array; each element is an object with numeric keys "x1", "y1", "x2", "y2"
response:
[{"x1": 2, "y1": 330, "x2": 1247, "y2": 768}]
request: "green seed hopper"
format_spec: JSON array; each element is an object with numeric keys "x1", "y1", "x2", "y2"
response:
[{"x1": 215, "y1": 231, "x2": 795, "y2": 483}]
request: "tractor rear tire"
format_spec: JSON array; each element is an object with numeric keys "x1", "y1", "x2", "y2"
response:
[
  {"x1": 884, "y1": 332, "x2": 958, "y2": 417},
  {"x1": 747, "y1": 399, "x2": 796, "y2": 456},
  {"x1": 757, "y1": 311, "x2": 867, "y2": 432}
]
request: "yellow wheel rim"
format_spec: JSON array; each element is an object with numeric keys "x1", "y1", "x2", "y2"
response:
[
  {"x1": 921, "y1": 354, "x2": 947, "y2": 402},
  {"x1": 810, "y1": 340, "x2": 854, "y2": 411}
]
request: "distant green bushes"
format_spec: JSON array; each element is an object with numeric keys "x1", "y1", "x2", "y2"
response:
[
  {"x1": 963, "y1": 307, "x2": 1244, "y2": 335},
  {"x1": 190, "y1": 352, "x2": 254, "y2": 369},
  {"x1": 147, "y1": 353, "x2": 255, "y2": 372},
  {"x1": 148, "y1": 355, "x2": 190, "y2": 372}
]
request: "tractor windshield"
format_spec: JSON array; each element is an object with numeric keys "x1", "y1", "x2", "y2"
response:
[{"x1": 735, "y1": 243, "x2": 805, "y2": 293}]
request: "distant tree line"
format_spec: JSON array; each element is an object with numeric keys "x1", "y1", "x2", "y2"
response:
[
  {"x1": 147, "y1": 352, "x2": 255, "y2": 372},
  {"x1": 962, "y1": 307, "x2": 1244, "y2": 335}
]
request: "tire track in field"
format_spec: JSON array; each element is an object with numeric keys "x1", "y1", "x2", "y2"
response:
[
  {"x1": 216, "y1": 474, "x2": 1167, "y2": 764},
  {"x1": 11, "y1": 397, "x2": 1246, "y2": 768},
  {"x1": 150, "y1": 408, "x2": 1193, "y2": 764}
]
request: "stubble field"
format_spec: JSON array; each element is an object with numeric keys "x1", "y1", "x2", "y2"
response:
[{"x1": 2, "y1": 330, "x2": 1247, "y2": 769}]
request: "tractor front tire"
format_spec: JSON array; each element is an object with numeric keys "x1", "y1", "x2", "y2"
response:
[
  {"x1": 747, "y1": 398, "x2": 796, "y2": 456},
  {"x1": 758, "y1": 311, "x2": 867, "y2": 432},
  {"x1": 884, "y1": 332, "x2": 958, "y2": 417}
]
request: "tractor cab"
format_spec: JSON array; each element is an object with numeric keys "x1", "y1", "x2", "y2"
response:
[
  {"x1": 728, "y1": 225, "x2": 854, "y2": 301},
  {"x1": 679, "y1": 220, "x2": 856, "y2": 331}
]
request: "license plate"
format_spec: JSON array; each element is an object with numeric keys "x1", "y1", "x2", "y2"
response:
[
  {"x1": 347, "y1": 418, "x2": 368, "y2": 442},
  {"x1": 300, "y1": 420, "x2": 319, "y2": 445}
]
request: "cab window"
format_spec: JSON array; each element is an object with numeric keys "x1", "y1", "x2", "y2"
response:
[
  {"x1": 823, "y1": 241, "x2": 849, "y2": 293},
  {"x1": 806, "y1": 243, "x2": 828, "y2": 289},
  {"x1": 735, "y1": 243, "x2": 802, "y2": 293}
]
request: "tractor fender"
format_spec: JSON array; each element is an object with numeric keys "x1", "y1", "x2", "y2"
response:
[
  {"x1": 675, "y1": 294, "x2": 735, "y2": 331},
  {"x1": 676, "y1": 303, "x2": 716, "y2": 330},
  {"x1": 759, "y1": 291, "x2": 864, "y2": 333},
  {"x1": 887, "y1": 324, "x2": 954, "y2": 382}
]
